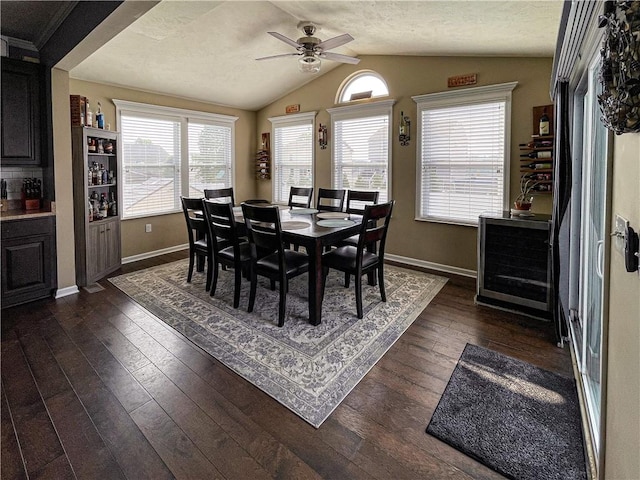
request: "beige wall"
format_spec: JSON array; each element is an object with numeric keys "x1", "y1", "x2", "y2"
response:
[
  {"x1": 51, "y1": 68, "x2": 76, "y2": 290},
  {"x1": 256, "y1": 55, "x2": 554, "y2": 271},
  {"x1": 605, "y1": 132, "x2": 640, "y2": 479},
  {"x1": 68, "y1": 79, "x2": 257, "y2": 259}
]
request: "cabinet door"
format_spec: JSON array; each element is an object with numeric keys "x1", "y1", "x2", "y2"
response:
[
  {"x1": 1, "y1": 234, "x2": 52, "y2": 303},
  {"x1": 1, "y1": 58, "x2": 41, "y2": 165},
  {"x1": 87, "y1": 223, "x2": 104, "y2": 282},
  {"x1": 104, "y1": 219, "x2": 121, "y2": 272}
]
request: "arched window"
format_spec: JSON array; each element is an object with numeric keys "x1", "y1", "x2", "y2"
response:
[{"x1": 337, "y1": 70, "x2": 389, "y2": 103}]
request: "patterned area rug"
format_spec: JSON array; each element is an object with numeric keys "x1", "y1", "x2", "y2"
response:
[{"x1": 110, "y1": 259, "x2": 447, "y2": 427}]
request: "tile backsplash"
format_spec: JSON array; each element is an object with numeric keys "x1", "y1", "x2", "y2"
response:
[{"x1": 0, "y1": 166, "x2": 43, "y2": 200}]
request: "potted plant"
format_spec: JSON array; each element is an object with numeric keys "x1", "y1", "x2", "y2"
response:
[{"x1": 514, "y1": 177, "x2": 538, "y2": 211}]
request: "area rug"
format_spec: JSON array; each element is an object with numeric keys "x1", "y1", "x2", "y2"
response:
[
  {"x1": 109, "y1": 259, "x2": 447, "y2": 427},
  {"x1": 426, "y1": 344, "x2": 587, "y2": 480}
]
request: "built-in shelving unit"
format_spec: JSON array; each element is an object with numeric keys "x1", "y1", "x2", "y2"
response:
[{"x1": 72, "y1": 126, "x2": 121, "y2": 286}]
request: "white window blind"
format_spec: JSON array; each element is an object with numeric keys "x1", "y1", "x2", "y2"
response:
[
  {"x1": 328, "y1": 100, "x2": 394, "y2": 203},
  {"x1": 270, "y1": 112, "x2": 315, "y2": 204},
  {"x1": 115, "y1": 99, "x2": 238, "y2": 219},
  {"x1": 188, "y1": 122, "x2": 232, "y2": 197},
  {"x1": 120, "y1": 113, "x2": 181, "y2": 218},
  {"x1": 413, "y1": 83, "x2": 516, "y2": 225}
]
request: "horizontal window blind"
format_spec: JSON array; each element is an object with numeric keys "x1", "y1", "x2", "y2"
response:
[
  {"x1": 333, "y1": 115, "x2": 389, "y2": 203},
  {"x1": 419, "y1": 101, "x2": 506, "y2": 224},
  {"x1": 188, "y1": 122, "x2": 232, "y2": 198},
  {"x1": 328, "y1": 101, "x2": 393, "y2": 204},
  {"x1": 272, "y1": 117, "x2": 314, "y2": 204},
  {"x1": 121, "y1": 113, "x2": 181, "y2": 218}
]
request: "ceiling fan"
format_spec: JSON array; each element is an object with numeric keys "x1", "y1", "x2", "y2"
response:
[{"x1": 256, "y1": 21, "x2": 360, "y2": 73}]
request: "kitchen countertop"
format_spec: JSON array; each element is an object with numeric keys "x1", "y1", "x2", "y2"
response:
[{"x1": 0, "y1": 200, "x2": 56, "y2": 221}]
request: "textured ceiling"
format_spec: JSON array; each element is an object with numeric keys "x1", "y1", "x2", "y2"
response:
[{"x1": 66, "y1": 0, "x2": 563, "y2": 111}]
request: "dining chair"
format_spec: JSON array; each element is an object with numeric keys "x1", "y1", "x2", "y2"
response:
[
  {"x1": 180, "y1": 196, "x2": 213, "y2": 291},
  {"x1": 340, "y1": 190, "x2": 380, "y2": 247},
  {"x1": 202, "y1": 199, "x2": 251, "y2": 308},
  {"x1": 321, "y1": 201, "x2": 394, "y2": 319},
  {"x1": 243, "y1": 199, "x2": 270, "y2": 205},
  {"x1": 316, "y1": 188, "x2": 346, "y2": 212},
  {"x1": 204, "y1": 187, "x2": 235, "y2": 205},
  {"x1": 241, "y1": 203, "x2": 309, "y2": 327},
  {"x1": 288, "y1": 187, "x2": 313, "y2": 208}
]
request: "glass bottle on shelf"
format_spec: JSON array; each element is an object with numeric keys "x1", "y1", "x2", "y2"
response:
[
  {"x1": 520, "y1": 151, "x2": 552, "y2": 159},
  {"x1": 86, "y1": 102, "x2": 93, "y2": 128},
  {"x1": 99, "y1": 193, "x2": 108, "y2": 218},
  {"x1": 539, "y1": 108, "x2": 550, "y2": 135},
  {"x1": 522, "y1": 161, "x2": 552, "y2": 170},
  {"x1": 96, "y1": 102, "x2": 104, "y2": 129},
  {"x1": 109, "y1": 191, "x2": 117, "y2": 216},
  {"x1": 101, "y1": 164, "x2": 108, "y2": 185}
]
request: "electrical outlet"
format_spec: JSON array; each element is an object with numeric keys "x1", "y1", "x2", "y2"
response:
[{"x1": 145, "y1": 223, "x2": 152, "y2": 233}]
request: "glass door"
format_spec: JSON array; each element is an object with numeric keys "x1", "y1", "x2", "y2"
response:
[{"x1": 571, "y1": 48, "x2": 610, "y2": 460}]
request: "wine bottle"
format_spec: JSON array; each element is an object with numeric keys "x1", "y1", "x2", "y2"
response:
[
  {"x1": 522, "y1": 162, "x2": 552, "y2": 170},
  {"x1": 109, "y1": 192, "x2": 117, "y2": 216},
  {"x1": 519, "y1": 140, "x2": 553, "y2": 148},
  {"x1": 522, "y1": 172, "x2": 552, "y2": 181},
  {"x1": 520, "y1": 150, "x2": 552, "y2": 159},
  {"x1": 96, "y1": 102, "x2": 104, "y2": 129},
  {"x1": 539, "y1": 108, "x2": 550, "y2": 135},
  {"x1": 86, "y1": 102, "x2": 93, "y2": 128}
]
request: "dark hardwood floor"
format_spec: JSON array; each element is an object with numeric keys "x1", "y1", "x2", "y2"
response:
[{"x1": 1, "y1": 251, "x2": 572, "y2": 479}]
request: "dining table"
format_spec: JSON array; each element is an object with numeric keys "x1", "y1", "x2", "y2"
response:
[{"x1": 229, "y1": 205, "x2": 364, "y2": 326}]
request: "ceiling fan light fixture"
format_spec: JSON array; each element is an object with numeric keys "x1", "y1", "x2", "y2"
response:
[{"x1": 298, "y1": 55, "x2": 321, "y2": 74}]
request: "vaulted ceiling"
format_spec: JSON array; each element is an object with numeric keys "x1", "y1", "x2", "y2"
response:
[{"x1": 2, "y1": 1, "x2": 564, "y2": 111}]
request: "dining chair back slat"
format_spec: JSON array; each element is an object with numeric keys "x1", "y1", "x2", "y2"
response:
[
  {"x1": 204, "y1": 187, "x2": 235, "y2": 205},
  {"x1": 346, "y1": 190, "x2": 380, "y2": 214},
  {"x1": 288, "y1": 187, "x2": 313, "y2": 208},
  {"x1": 317, "y1": 188, "x2": 346, "y2": 212}
]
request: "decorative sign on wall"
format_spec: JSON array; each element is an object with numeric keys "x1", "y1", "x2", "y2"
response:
[
  {"x1": 598, "y1": 0, "x2": 640, "y2": 134},
  {"x1": 447, "y1": 73, "x2": 478, "y2": 88},
  {"x1": 285, "y1": 104, "x2": 300, "y2": 114}
]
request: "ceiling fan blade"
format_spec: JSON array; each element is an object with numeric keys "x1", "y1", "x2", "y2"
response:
[
  {"x1": 316, "y1": 33, "x2": 354, "y2": 51},
  {"x1": 319, "y1": 52, "x2": 360, "y2": 64},
  {"x1": 256, "y1": 53, "x2": 301, "y2": 61},
  {"x1": 267, "y1": 31, "x2": 302, "y2": 49}
]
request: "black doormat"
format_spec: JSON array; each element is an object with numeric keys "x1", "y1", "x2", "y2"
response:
[{"x1": 426, "y1": 344, "x2": 587, "y2": 480}]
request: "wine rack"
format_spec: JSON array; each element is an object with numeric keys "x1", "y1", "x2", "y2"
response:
[
  {"x1": 256, "y1": 132, "x2": 270, "y2": 180},
  {"x1": 519, "y1": 134, "x2": 554, "y2": 194}
]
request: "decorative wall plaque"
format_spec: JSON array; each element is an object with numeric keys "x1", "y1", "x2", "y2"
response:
[{"x1": 447, "y1": 73, "x2": 477, "y2": 88}]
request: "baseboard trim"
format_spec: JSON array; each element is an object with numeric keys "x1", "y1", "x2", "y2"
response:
[
  {"x1": 55, "y1": 285, "x2": 80, "y2": 298},
  {"x1": 385, "y1": 253, "x2": 476, "y2": 278},
  {"x1": 122, "y1": 244, "x2": 188, "y2": 264}
]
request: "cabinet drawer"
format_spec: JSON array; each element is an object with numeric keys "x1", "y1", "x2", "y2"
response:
[{"x1": 1, "y1": 216, "x2": 54, "y2": 239}]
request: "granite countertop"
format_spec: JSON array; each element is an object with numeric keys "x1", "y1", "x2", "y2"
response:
[{"x1": 0, "y1": 200, "x2": 56, "y2": 220}]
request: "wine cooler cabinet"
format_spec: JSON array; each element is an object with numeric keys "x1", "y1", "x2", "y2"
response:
[{"x1": 476, "y1": 213, "x2": 552, "y2": 319}]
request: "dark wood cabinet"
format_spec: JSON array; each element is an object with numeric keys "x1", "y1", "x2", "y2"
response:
[
  {"x1": 476, "y1": 212, "x2": 552, "y2": 319},
  {"x1": 1, "y1": 58, "x2": 42, "y2": 166},
  {"x1": 1, "y1": 216, "x2": 57, "y2": 308}
]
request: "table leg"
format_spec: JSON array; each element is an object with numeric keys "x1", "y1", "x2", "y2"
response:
[{"x1": 308, "y1": 240, "x2": 324, "y2": 326}]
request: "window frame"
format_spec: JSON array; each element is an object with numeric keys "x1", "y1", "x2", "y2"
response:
[
  {"x1": 327, "y1": 99, "x2": 395, "y2": 204},
  {"x1": 269, "y1": 111, "x2": 317, "y2": 205},
  {"x1": 336, "y1": 70, "x2": 390, "y2": 104},
  {"x1": 114, "y1": 99, "x2": 238, "y2": 219},
  {"x1": 412, "y1": 82, "x2": 517, "y2": 226}
]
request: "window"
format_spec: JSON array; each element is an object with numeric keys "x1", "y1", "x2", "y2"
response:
[
  {"x1": 114, "y1": 100, "x2": 237, "y2": 219},
  {"x1": 328, "y1": 100, "x2": 394, "y2": 203},
  {"x1": 337, "y1": 70, "x2": 389, "y2": 103},
  {"x1": 269, "y1": 111, "x2": 315, "y2": 204},
  {"x1": 413, "y1": 82, "x2": 517, "y2": 225}
]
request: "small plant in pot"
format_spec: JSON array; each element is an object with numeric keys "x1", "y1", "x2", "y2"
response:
[{"x1": 514, "y1": 177, "x2": 538, "y2": 211}]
